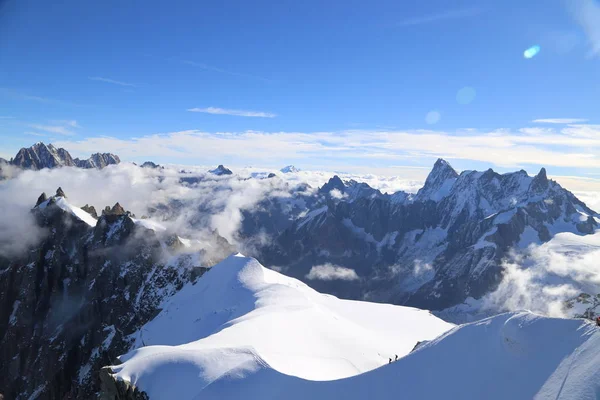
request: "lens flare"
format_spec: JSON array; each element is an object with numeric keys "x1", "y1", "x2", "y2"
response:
[{"x1": 524, "y1": 45, "x2": 541, "y2": 59}]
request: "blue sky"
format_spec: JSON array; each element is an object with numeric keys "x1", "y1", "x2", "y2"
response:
[{"x1": 0, "y1": 0, "x2": 599, "y2": 184}]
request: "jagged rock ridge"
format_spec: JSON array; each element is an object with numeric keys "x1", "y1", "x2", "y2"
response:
[
  {"x1": 10, "y1": 142, "x2": 120, "y2": 170},
  {"x1": 0, "y1": 189, "x2": 213, "y2": 399}
]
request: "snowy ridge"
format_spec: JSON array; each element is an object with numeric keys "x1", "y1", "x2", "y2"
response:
[
  {"x1": 113, "y1": 310, "x2": 600, "y2": 399},
  {"x1": 107, "y1": 254, "x2": 453, "y2": 398}
]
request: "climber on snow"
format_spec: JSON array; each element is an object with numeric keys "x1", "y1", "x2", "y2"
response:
[{"x1": 596, "y1": 316, "x2": 600, "y2": 327}]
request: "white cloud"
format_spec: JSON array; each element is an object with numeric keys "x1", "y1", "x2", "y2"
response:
[
  {"x1": 89, "y1": 76, "x2": 135, "y2": 87},
  {"x1": 179, "y1": 60, "x2": 272, "y2": 82},
  {"x1": 29, "y1": 120, "x2": 79, "y2": 136},
  {"x1": 187, "y1": 107, "x2": 276, "y2": 118},
  {"x1": 54, "y1": 125, "x2": 600, "y2": 173},
  {"x1": 532, "y1": 118, "x2": 589, "y2": 124},
  {"x1": 568, "y1": 0, "x2": 600, "y2": 57},
  {"x1": 306, "y1": 264, "x2": 360, "y2": 281},
  {"x1": 329, "y1": 188, "x2": 346, "y2": 199},
  {"x1": 482, "y1": 231, "x2": 600, "y2": 318},
  {"x1": 395, "y1": 7, "x2": 481, "y2": 27}
]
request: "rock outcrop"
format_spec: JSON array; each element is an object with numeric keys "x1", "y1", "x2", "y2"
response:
[{"x1": 0, "y1": 191, "x2": 208, "y2": 399}]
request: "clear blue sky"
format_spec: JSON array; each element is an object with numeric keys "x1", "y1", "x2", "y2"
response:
[{"x1": 0, "y1": 0, "x2": 599, "y2": 181}]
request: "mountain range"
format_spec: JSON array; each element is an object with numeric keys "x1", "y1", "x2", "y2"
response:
[
  {"x1": 7, "y1": 142, "x2": 120, "y2": 170},
  {"x1": 1, "y1": 143, "x2": 599, "y2": 399}
]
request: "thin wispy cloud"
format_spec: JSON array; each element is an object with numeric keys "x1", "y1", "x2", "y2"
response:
[
  {"x1": 187, "y1": 107, "x2": 276, "y2": 118},
  {"x1": 533, "y1": 118, "x2": 589, "y2": 124},
  {"x1": 24, "y1": 132, "x2": 47, "y2": 137},
  {"x1": 179, "y1": 59, "x2": 272, "y2": 82},
  {"x1": 28, "y1": 120, "x2": 80, "y2": 136},
  {"x1": 0, "y1": 87, "x2": 83, "y2": 107},
  {"x1": 88, "y1": 76, "x2": 136, "y2": 87},
  {"x1": 395, "y1": 7, "x2": 481, "y2": 27},
  {"x1": 568, "y1": 0, "x2": 600, "y2": 57},
  {"x1": 54, "y1": 123, "x2": 600, "y2": 175}
]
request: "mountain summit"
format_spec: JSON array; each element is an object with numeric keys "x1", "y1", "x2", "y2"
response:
[
  {"x1": 10, "y1": 142, "x2": 120, "y2": 170},
  {"x1": 415, "y1": 158, "x2": 459, "y2": 202}
]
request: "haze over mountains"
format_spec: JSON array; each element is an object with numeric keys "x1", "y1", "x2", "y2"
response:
[{"x1": 0, "y1": 142, "x2": 599, "y2": 399}]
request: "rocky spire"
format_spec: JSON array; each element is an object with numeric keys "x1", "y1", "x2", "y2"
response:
[
  {"x1": 56, "y1": 187, "x2": 66, "y2": 198},
  {"x1": 319, "y1": 175, "x2": 345, "y2": 194},
  {"x1": 530, "y1": 167, "x2": 549, "y2": 193},
  {"x1": 35, "y1": 192, "x2": 48, "y2": 207},
  {"x1": 81, "y1": 204, "x2": 98, "y2": 218},
  {"x1": 415, "y1": 159, "x2": 459, "y2": 202},
  {"x1": 102, "y1": 203, "x2": 126, "y2": 216}
]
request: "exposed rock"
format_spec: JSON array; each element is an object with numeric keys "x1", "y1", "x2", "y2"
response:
[
  {"x1": 0, "y1": 197, "x2": 209, "y2": 399},
  {"x1": 208, "y1": 164, "x2": 233, "y2": 176},
  {"x1": 35, "y1": 192, "x2": 48, "y2": 207},
  {"x1": 267, "y1": 172, "x2": 277, "y2": 178},
  {"x1": 74, "y1": 153, "x2": 121, "y2": 169},
  {"x1": 140, "y1": 161, "x2": 162, "y2": 169},
  {"x1": 55, "y1": 187, "x2": 66, "y2": 198},
  {"x1": 11, "y1": 142, "x2": 75, "y2": 170},
  {"x1": 99, "y1": 367, "x2": 149, "y2": 400},
  {"x1": 9, "y1": 142, "x2": 120, "y2": 170},
  {"x1": 81, "y1": 204, "x2": 98, "y2": 218},
  {"x1": 102, "y1": 203, "x2": 126, "y2": 217}
]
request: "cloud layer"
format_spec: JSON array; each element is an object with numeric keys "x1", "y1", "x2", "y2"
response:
[
  {"x1": 54, "y1": 123, "x2": 600, "y2": 173},
  {"x1": 187, "y1": 107, "x2": 276, "y2": 118}
]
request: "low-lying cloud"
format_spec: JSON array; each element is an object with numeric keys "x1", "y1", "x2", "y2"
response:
[
  {"x1": 306, "y1": 264, "x2": 360, "y2": 281},
  {"x1": 482, "y1": 232, "x2": 600, "y2": 318}
]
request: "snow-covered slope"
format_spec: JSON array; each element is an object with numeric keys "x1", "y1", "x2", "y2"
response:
[
  {"x1": 105, "y1": 254, "x2": 452, "y2": 398},
  {"x1": 108, "y1": 311, "x2": 600, "y2": 400}
]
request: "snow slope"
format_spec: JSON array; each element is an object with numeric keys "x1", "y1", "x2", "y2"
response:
[
  {"x1": 112, "y1": 310, "x2": 600, "y2": 400},
  {"x1": 108, "y1": 254, "x2": 452, "y2": 398},
  {"x1": 54, "y1": 197, "x2": 98, "y2": 227}
]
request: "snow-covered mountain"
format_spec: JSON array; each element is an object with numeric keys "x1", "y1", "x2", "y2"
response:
[
  {"x1": 281, "y1": 165, "x2": 300, "y2": 173},
  {"x1": 101, "y1": 309, "x2": 600, "y2": 400},
  {"x1": 9, "y1": 142, "x2": 120, "y2": 170},
  {"x1": 100, "y1": 254, "x2": 452, "y2": 398},
  {"x1": 260, "y1": 159, "x2": 599, "y2": 310}
]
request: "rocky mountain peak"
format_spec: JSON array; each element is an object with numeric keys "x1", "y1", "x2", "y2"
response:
[
  {"x1": 415, "y1": 158, "x2": 459, "y2": 201},
  {"x1": 35, "y1": 192, "x2": 48, "y2": 207},
  {"x1": 10, "y1": 142, "x2": 120, "y2": 170},
  {"x1": 103, "y1": 202, "x2": 126, "y2": 216},
  {"x1": 530, "y1": 167, "x2": 549, "y2": 193},
  {"x1": 281, "y1": 165, "x2": 300, "y2": 173},
  {"x1": 81, "y1": 204, "x2": 98, "y2": 218},
  {"x1": 319, "y1": 175, "x2": 345, "y2": 194},
  {"x1": 209, "y1": 165, "x2": 233, "y2": 175},
  {"x1": 55, "y1": 187, "x2": 67, "y2": 198}
]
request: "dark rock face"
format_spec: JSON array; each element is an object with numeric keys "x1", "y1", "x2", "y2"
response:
[
  {"x1": 55, "y1": 187, "x2": 66, "y2": 198},
  {"x1": 9, "y1": 143, "x2": 120, "y2": 170},
  {"x1": 259, "y1": 160, "x2": 599, "y2": 310},
  {"x1": 0, "y1": 196, "x2": 208, "y2": 399},
  {"x1": 36, "y1": 192, "x2": 48, "y2": 207},
  {"x1": 81, "y1": 205, "x2": 98, "y2": 219},
  {"x1": 140, "y1": 161, "x2": 162, "y2": 169},
  {"x1": 208, "y1": 165, "x2": 233, "y2": 176}
]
